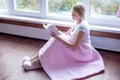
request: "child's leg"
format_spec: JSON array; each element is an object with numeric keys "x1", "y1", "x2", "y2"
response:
[
  {"x1": 30, "y1": 56, "x2": 41, "y2": 67},
  {"x1": 30, "y1": 54, "x2": 39, "y2": 61}
]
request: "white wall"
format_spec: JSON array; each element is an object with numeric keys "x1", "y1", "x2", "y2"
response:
[
  {"x1": 0, "y1": 23, "x2": 50, "y2": 40},
  {"x1": 0, "y1": 23, "x2": 120, "y2": 52}
]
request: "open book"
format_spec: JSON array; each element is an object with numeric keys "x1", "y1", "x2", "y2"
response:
[{"x1": 43, "y1": 23, "x2": 60, "y2": 35}]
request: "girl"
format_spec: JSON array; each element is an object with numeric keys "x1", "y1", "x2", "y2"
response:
[{"x1": 22, "y1": 2, "x2": 104, "y2": 80}]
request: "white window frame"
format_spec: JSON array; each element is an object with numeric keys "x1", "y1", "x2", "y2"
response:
[
  {"x1": 7, "y1": 0, "x2": 42, "y2": 17},
  {"x1": 1, "y1": 0, "x2": 120, "y2": 28}
]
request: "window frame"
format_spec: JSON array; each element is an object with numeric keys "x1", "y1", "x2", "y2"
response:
[
  {"x1": 7, "y1": 0, "x2": 42, "y2": 17},
  {"x1": 1, "y1": 0, "x2": 120, "y2": 28}
]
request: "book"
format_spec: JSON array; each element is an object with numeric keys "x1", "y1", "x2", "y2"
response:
[{"x1": 43, "y1": 23, "x2": 60, "y2": 35}]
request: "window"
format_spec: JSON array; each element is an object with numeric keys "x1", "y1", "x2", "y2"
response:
[
  {"x1": 88, "y1": 0, "x2": 120, "y2": 28},
  {"x1": 0, "y1": 0, "x2": 120, "y2": 28},
  {"x1": 47, "y1": 0, "x2": 80, "y2": 20},
  {"x1": 14, "y1": 0, "x2": 40, "y2": 12},
  {"x1": 6, "y1": 0, "x2": 41, "y2": 17},
  {"x1": 0, "y1": 0, "x2": 8, "y2": 12},
  {"x1": 91, "y1": 0, "x2": 120, "y2": 17}
]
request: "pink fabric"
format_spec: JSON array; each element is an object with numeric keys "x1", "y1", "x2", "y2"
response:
[{"x1": 38, "y1": 35, "x2": 104, "y2": 80}]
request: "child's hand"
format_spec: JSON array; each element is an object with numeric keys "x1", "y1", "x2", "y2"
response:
[{"x1": 50, "y1": 32, "x2": 59, "y2": 39}]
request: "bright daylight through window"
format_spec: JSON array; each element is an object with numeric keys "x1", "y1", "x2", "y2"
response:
[
  {"x1": 91, "y1": 0, "x2": 120, "y2": 17},
  {"x1": 15, "y1": 0, "x2": 40, "y2": 12},
  {"x1": 89, "y1": 0, "x2": 120, "y2": 27},
  {"x1": 47, "y1": 0, "x2": 80, "y2": 19},
  {"x1": 0, "y1": 0, "x2": 7, "y2": 11}
]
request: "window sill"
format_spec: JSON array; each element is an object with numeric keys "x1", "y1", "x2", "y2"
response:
[{"x1": 0, "y1": 14, "x2": 120, "y2": 39}]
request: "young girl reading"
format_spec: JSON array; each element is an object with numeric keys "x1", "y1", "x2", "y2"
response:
[{"x1": 22, "y1": 2, "x2": 105, "y2": 80}]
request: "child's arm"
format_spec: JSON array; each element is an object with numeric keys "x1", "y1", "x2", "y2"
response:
[
  {"x1": 50, "y1": 31, "x2": 84, "y2": 50},
  {"x1": 65, "y1": 26, "x2": 74, "y2": 35}
]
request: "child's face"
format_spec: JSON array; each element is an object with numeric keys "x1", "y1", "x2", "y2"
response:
[{"x1": 72, "y1": 10, "x2": 81, "y2": 21}]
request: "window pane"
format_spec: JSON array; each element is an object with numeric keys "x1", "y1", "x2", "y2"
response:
[
  {"x1": 0, "y1": 0, "x2": 7, "y2": 10},
  {"x1": 14, "y1": 0, "x2": 40, "y2": 12},
  {"x1": 91, "y1": 0, "x2": 120, "y2": 17},
  {"x1": 48, "y1": 0, "x2": 80, "y2": 17}
]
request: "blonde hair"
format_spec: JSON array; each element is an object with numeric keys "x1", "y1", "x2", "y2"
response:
[{"x1": 72, "y1": 2, "x2": 85, "y2": 19}]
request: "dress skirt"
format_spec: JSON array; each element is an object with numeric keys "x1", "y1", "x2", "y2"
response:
[{"x1": 38, "y1": 34, "x2": 104, "y2": 80}]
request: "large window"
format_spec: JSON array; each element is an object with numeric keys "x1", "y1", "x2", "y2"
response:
[{"x1": 0, "y1": 0, "x2": 119, "y2": 28}]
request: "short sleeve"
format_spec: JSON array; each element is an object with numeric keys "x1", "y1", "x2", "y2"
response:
[{"x1": 76, "y1": 25, "x2": 86, "y2": 33}]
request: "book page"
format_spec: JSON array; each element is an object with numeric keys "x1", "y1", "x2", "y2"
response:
[{"x1": 43, "y1": 24, "x2": 60, "y2": 35}]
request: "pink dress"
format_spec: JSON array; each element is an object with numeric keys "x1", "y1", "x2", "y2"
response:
[{"x1": 38, "y1": 21, "x2": 105, "y2": 80}]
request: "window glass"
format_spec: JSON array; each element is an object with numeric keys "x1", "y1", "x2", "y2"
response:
[
  {"x1": 48, "y1": 0, "x2": 80, "y2": 18},
  {"x1": 14, "y1": 0, "x2": 40, "y2": 12},
  {"x1": 0, "y1": 0, "x2": 7, "y2": 10},
  {"x1": 91, "y1": 0, "x2": 120, "y2": 17}
]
